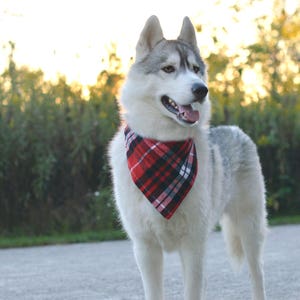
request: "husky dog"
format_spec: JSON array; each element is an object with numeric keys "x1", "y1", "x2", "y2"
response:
[{"x1": 109, "y1": 15, "x2": 267, "y2": 300}]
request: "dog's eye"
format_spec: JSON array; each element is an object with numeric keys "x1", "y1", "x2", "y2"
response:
[
  {"x1": 193, "y1": 65, "x2": 200, "y2": 74},
  {"x1": 162, "y1": 65, "x2": 175, "y2": 73}
]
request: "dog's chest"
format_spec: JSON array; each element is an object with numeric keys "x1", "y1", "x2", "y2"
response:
[{"x1": 110, "y1": 129, "x2": 211, "y2": 251}]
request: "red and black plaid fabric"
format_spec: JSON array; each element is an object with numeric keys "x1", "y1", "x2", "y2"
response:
[{"x1": 124, "y1": 126, "x2": 198, "y2": 219}]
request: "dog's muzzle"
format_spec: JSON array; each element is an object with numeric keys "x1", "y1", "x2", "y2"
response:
[{"x1": 161, "y1": 83, "x2": 208, "y2": 126}]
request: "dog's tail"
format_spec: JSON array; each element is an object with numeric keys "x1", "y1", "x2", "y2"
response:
[{"x1": 220, "y1": 215, "x2": 244, "y2": 272}]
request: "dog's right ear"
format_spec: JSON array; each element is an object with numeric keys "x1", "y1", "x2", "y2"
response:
[{"x1": 136, "y1": 15, "x2": 164, "y2": 62}]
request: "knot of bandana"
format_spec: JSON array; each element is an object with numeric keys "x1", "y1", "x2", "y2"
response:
[{"x1": 124, "y1": 126, "x2": 198, "y2": 219}]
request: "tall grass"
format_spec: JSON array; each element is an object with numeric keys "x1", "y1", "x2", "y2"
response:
[
  {"x1": 1, "y1": 10, "x2": 299, "y2": 237},
  {"x1": 0, "y1": 48, "x2": 122, "y2": 235}
]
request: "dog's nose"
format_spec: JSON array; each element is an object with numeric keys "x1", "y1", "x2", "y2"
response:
[{"x1": 192, "y1": 83, "x2": 208, "y2": 103}]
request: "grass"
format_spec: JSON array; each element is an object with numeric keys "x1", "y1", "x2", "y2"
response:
[
  {"x1": 267, "y1": 214, "x2": 300, "y2": 226},
  {"x1": 0, "y1": 230, "x2": 127, "y2": 249},
  {"x1": 0, "y1": 215, "x2": 300, "y2": 249}
]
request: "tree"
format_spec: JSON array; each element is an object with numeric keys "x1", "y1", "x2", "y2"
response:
[
  {"x1": 197, "y1": 0, "x2": 300, "y2": 213},
  {"x1": 0, "y1": 44, "x2": 122, "y2": 234}
]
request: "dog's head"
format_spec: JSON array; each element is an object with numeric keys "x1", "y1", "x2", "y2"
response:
[{"x1": 121, "y1": 16, "x2": 210, "y2": 139}]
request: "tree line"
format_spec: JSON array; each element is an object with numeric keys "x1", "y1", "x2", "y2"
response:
[{"x1": 0, "y1": 4, "x2": 299, "y2": 235}]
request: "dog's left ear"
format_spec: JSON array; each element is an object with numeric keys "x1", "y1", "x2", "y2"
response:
[{"x1": 178, "y1": 17, "x2": 198, "y2": 50}]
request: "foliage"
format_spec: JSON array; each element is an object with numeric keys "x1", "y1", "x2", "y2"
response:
[
  {"x1": 204, "y1": 1, "x2": 300, "y2": 214},
  {"x1": 0, "y1": 1, "x2": 299, "y2": 235},
  {"x1": 0, "y1": 44, "x2": 122, "y2": 235}
]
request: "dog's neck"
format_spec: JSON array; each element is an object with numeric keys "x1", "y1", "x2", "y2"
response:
[
  {"x1": 123, "y1": 112, "x2": 202, "y2": 142},
  {"x1": 124, "y1": 125, "x2": 198, "y2": 219}
]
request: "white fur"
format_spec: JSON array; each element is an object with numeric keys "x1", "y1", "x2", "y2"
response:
[{"x1": 109, "y1": 16, "x2": 267, "y2": 300}]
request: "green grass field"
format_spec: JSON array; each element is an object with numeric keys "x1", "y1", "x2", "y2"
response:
[
  {"x1": 0, "y1": 215, "x2": 299, "y2": 249},
  {"x1": 0, "y1": 230, "x2": 126, "y2": 249}
]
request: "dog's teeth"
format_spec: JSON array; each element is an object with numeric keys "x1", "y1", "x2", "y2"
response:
[{"x1": 165, "y1": 97, "x2": 178, "y2": 111}]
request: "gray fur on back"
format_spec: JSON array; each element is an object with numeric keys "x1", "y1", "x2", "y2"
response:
[{"x1": 209, "y1": 125, "x2": 259, "y2": 176}]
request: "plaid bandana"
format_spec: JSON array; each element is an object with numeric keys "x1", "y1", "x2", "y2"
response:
[{"x1": 124, "y1": 126, "x2": 198, "y2": 219}]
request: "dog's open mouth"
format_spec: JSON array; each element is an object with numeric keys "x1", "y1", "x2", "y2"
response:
[{"x1": 161, "y1": 95, "x2": 199, "y2": 124}]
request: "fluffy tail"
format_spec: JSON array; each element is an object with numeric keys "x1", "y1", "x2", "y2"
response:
[{"x1": 220, "y1": 215, "x2": 244, "y2": 272}]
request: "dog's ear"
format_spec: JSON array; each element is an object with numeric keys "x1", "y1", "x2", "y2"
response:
[
  {"x1": 136, "y1": 15, "x2": 164, "y2": 62},
  {"x1": 178, "y1": 17, "x2": 198, "y2": 50}
]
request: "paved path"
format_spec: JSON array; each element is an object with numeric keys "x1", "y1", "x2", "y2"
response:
[{"x1": 0, "y1": 225, "x2": 300, "y2": 300}]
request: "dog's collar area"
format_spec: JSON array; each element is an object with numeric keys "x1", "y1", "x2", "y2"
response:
[
  {"x1": 161, "y1": 95, "x2": 199, "y2": 125},
  {"x1": 124, "y1": 126, "x2": 198, "y2": 219}
]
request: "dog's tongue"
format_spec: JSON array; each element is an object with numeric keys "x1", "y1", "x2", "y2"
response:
[{"x1": 178, "y1": 104, "x2": 199, "y2": 123}]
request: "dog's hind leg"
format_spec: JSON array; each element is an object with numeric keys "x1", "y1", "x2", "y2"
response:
[
  {"x1": 133, "y1": 239, "x2": 164, "y2": 300},
  {"x1": 241, "y1": 220, "x2": 266, "y2": 300},
  {"x1": 222, "y1": 167, "x2": 267, "y2": 300},
  {"x1": 239, "y1": 172, "x2": 267, "y2": 300},
  {"x1": 221, "y1": 211, "x2": 266, "y2": 300}
]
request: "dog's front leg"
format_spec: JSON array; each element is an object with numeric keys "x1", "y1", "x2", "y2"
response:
[
  {"x1": 179, "y1": 240, "x2": 206, "y2": 300},
  {"x1": 133, "y1": 240, "x2": 164, "y2": 300}
]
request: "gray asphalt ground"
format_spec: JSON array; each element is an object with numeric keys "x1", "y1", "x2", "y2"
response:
[{"x1": 0, "y1": 225, "x2": 299, "y2": 300}]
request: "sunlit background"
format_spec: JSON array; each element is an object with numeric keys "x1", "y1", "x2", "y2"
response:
[
  {"x1": 1, "y1": 0, "x2": 298, "y2": 86},
  {"x1": 0, "y1": 0, "x2": 300, "y2": 244}
]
